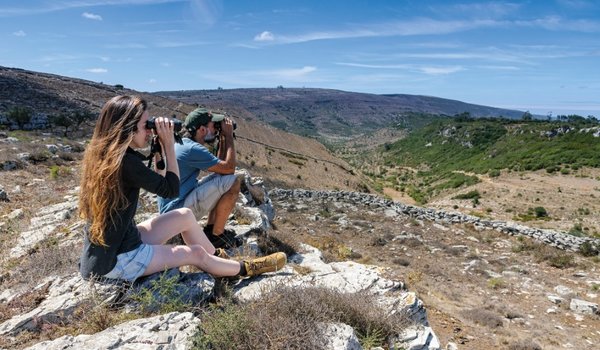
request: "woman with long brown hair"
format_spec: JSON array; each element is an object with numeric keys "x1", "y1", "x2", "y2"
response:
[{"x1": 79, "y1": 95, "x2": 286, "y2": 282}]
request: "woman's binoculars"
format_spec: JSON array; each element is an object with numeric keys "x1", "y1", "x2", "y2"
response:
[{"x1": 146, "y1": 117, "x2": 182, "y2": 132}]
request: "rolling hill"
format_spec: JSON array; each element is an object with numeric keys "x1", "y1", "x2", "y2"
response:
[{"x1": 156, "y1": 87, "x2": 527, "y2": 141}]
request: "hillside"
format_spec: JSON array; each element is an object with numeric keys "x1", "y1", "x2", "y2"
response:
[
  {"x1": 0, "y1": 66, "x2": 362, "y2": 192},
  {"x1": 354, "y1": 116, "x2": 600, "y2": 237},
  {"x1": 155, "y1": 88, "x2": 526, "y2": 142}
]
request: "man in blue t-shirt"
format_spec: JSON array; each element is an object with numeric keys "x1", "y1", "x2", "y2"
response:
[{"x1": 157, "y1": 108, "x2": 241, "y2": 248}]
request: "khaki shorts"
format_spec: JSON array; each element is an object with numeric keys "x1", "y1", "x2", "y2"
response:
[{"x1": 183, "y1": 173, "x2": 237, "y2": 219}]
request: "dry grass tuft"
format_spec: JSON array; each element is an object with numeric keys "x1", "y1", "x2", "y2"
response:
[
  {"x1": 462, "y1": 307, "x2": 504, "y2": 328},
  {"x1": 257, "y1": 228, "x2": 301, "y2": 257},
  {"x1": 195, "y1": 285, "x2": 412, "y2": 350},
  {"x1": 508, "y1": 339, "x2": 543, "y2": 350},
  {"x1": 1, "y1": 241, "x2": 79, "y2": 290}
]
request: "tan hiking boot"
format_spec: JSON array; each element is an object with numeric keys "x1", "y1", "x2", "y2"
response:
[
  {"x1": 215, "y1": 248, "x2": 231, "y2": 260},
  {"x1": 244, "y1": 252, "x2": 287, "y2": 277}
]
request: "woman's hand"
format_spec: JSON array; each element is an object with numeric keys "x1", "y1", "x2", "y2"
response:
[{"x1": 153, "y1": 117, "x2": 175, "y2": 149}]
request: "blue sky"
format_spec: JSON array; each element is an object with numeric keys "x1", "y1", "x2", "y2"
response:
[{"x1": 1, "y1": 0, "x2": 599, "y2": 117}]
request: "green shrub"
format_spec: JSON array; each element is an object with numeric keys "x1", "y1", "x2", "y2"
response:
[
  {"x1": 569, "y1": 223, "x2": 584, "y2": 237},
  {"x1": 545, "y1": 165, "x2": 560, "y2": 173},
  {"x1": 7, "y1": 106, "x2": 32, "y2": 129},
  {"x1": 49, "y1": 165, "x2": 60, "y2": 179},
  {"x1": 131, "y1": 272, "x2": 192, "y2": 315},
  {"x1": 579, "y1": 241, "x2": 600, "y2": 257},
  {"x1": 453, "y1": 190, "x2": 480, "y2": 200},
  {"x1": 488, "y1": 278, "x2": 506, "y2": 290},
  {"x1": 533, "y1": 207, "x2": 548, "y2": 218}
]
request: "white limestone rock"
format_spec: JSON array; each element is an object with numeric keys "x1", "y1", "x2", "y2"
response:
[{"x1": 24, "y1": 312, "x2": 200, "y2": 350}]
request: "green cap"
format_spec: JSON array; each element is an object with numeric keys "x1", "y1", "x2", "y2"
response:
[{"x1": 184, "y1": 108, "x2": 225, "y2": 131}]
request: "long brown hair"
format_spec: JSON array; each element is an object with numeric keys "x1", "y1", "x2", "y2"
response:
[{"x1": 79, "y1": 95, "x2": 147, "y2": 246}]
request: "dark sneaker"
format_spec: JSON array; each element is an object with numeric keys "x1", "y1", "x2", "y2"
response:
[
  {"x1": 215, "y1": 248, "x2": 231, "y2": 259},
  {"x1": 243, "y1": 252, "x2": 287, "y2": 277}
]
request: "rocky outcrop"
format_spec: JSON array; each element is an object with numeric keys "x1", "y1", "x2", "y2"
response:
[
  {"x1": 269, "y1": 189, "x2": 600, "y2": 254},
  {"x1": 25, "y1": 312, "x2": 200, "y2": 350},
  {"x1": 9, "y1": 197, "x2": 78, "y2": 259}
]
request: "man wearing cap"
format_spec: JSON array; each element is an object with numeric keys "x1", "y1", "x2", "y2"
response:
[{"x1": 157, "y1": 107, "x2": 241, "y2": 248}]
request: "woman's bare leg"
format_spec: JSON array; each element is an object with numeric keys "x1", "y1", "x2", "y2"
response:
[
  {"x1": 137, "y1": 208, "x2": 215, "y2": 253},
  {"x1": 142, "y1": 244, "x2": 240, "y2": 277}
]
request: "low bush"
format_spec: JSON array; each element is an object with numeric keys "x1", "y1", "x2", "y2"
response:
[
  {"x1": 452, "y1": 190, "x2": 480, "y2": 200},
  {"x1": 508, "y1": 339, "x2": 542, "y2": 350},
  {"x1": 579, "y1": 241, "x2": 600, "y2": 257},
  {"x1": 194, "y1": 286, "x2": 412, "y2": 349},
  {"x1": 462, "y1": 307, "x2": 503, "y2": 328}
]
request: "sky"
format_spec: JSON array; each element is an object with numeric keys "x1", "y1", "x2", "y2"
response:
[{"x1": 1, "y1": 0, "x2": 599, "y2": 117}]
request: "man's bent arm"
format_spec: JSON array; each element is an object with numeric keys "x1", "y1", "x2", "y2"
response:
[{"x1": 207, "y1": 132, "x2": 235, "y2": 174}]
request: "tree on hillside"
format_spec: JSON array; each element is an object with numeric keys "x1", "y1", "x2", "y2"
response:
[
  {"x1": 72, "y1": 110, "x2": 95, "y2": 129},
  {"x1": 7, "y1": 106, "x2": 32, "y2": 129},
  {"x1": 454, "y1": 112, "x2": 472, "y2": 122},
  {"x1": 521, "y1": 111, "x2": 533, "y2": 121},
  {"x1": 49, "y1": 113, "x2": 73, "y2": 136}
]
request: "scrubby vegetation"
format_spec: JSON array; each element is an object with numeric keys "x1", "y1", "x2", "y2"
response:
[
  {"x1": 194, "y1": 286, "x2": 411, "y2": 350},
  {"x1": 365, "y1": 114, "x2": 600, "y2": 203}
]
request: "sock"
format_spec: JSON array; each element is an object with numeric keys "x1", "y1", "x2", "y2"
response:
[
  {"x1": 204, "y1": 224, "x2": 214, "y2": 235},
  {"x1": 238, "y1": 261, "x2": 247, "y2": 276}
]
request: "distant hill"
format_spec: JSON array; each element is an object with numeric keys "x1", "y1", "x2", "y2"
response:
[
  {"x1": 0, "y1": 65, "x2": 363, "y2": 192},
  {"x1": 156, "y1": 88, "x2": 527, "y2": 141}
]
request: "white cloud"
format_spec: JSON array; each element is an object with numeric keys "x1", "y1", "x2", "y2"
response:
[
  {"x1": 86, "y1": 68, "x2": 107, "y2": 73},
  {"x1": 478, "y1": 65, "x2": 520, "y2": 71},
  {"x1": 148, "y1": 78, "x2": 157, "y2": 83},
  {"x1": 436, "y1": 3, "x2": 521, "y2": 18},
  {"x1": 155, "y1": 41, "x2": 208, "y2": 48},
  {"x1": 104, "y1": 43, "x2": 147, "y2": 49},
  {"x1": 336, "y1": 62, "x2": 465, "y2": 75},
  {"x1": 82, "y1": 12, "x2": 102, "y2": 20},
  {"x1": 517, "y1": 16, "x2": 600, "y2": 32},
  {"x1": 260, "y1": 19, "x2": 502, "y2": 45},
  {"x1": 13, "y1": 30, "x2": 26, "y2": 36},
  {"x1": 273, "y1": 66, "x2": 316, "y2": 78},
  {"x1": 254, "y1": 31, "x2": 274, "y2": 41},
  {"x1": 197, "y1": 66, "x2": 320, "y2": 87},
  {"x1": 336, "y1": 62, "x2": 413, "y2": 69},
  {"x1": 419, "y1": 66, "x2": 464, "y2": 75},
  {"x1": 0, "y1": 1, "x2": 187, "y2": 17}
]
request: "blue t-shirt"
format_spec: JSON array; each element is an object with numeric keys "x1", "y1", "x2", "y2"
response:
[{"x1": 157, "y1": 138, "x2": 219, "y2": 213}]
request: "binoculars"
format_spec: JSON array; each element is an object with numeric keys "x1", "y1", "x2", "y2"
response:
[{"x1": 146, "y1": 117, "x2": 183, "y2": 132}]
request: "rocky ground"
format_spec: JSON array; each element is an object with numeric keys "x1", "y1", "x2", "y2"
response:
[{"x1": 269, "y1": 190, "x2": 600, "y2": 350}]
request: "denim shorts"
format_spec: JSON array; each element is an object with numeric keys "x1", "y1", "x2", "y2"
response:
[
  {"x1": 103, "y1": 243, "x2": 154, "y2": 282},
  {"x1": 183, "y1": 173, "x2": 237, "y2": 218}
]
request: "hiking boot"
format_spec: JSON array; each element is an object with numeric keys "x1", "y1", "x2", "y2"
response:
[
  {"x1": 243, "y1": 252, "x2": 287, "y2": 277},
  {"x1": 215, "y1": 248, "x2": 231, "y2": 260}
]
